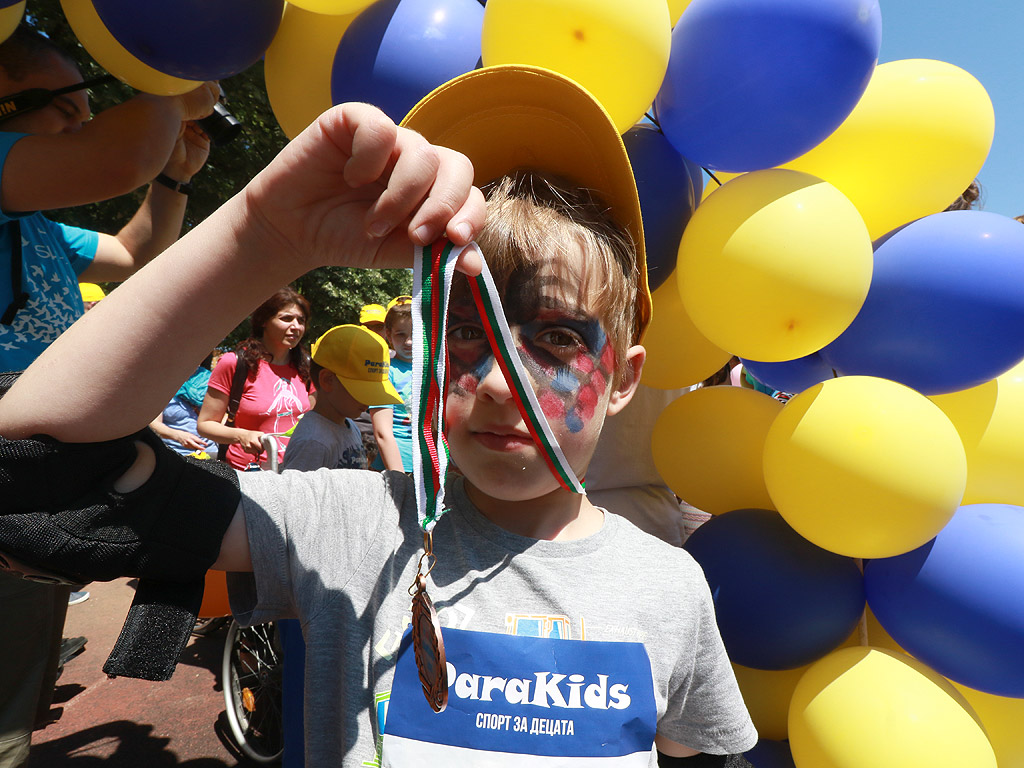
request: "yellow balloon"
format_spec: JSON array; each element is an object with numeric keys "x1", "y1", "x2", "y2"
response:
[
  {"x1": 699, "y1": 171, "x2": 739, "y2": 202},
  {"x1": 954, "y1": 682, "x2": 1024, "y2": 768},
  {"x1": 481, "y1": 0, "x2": 671, "y2": 134},
  {"x1": 287, "y1": 0, "x2": 374, "y2": 14},
  {"x1": 60, "y1": 0, "x2": 200, "y2": 96},
  {"x1": 678, "y1": 169, "x2": 873, "y2": 362},
  {"x1": 930, "y1": 359, "x2": 1024, "y2": 506},
  {"x1": 733, "y1": 663, "x2": 807, "y2": 741},
  {"x1": 265, "y1": 4, "x2": 357, "y2": 139},
  {"x1": 652, "y1": 385, "x2": 781, "y2": 515},
  {"x1": 781, "y1": 59, "x2": 995, "y2": 240},
  {"x1": 790, "y1": 647, "x2": 996, "y2": 768},
  {"x1": 733, "y1": 626, "x2": 865, "y2": 742},
  {"x1": 764, "y1": 376, "x2": 967, "y2": 558},
  {"x1": 641, "y1": 272, "x2": 731, "y2": 390},
  {"x1": 0, "y1": 2, "x2": 25, "y2": 45},
  {"x1": 667, "y1": 0, "x2": 692, "y2": 26}
]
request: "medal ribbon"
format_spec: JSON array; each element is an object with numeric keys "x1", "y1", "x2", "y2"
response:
[{"x1": 410, "y1": 240, "x2": 585, "y2": 537}]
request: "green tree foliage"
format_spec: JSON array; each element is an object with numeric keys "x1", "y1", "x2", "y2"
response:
[{"x1": 22, "y1": 0, "x2": 411, "y2": 349}]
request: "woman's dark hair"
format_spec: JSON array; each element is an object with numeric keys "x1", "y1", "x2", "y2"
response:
[{"x1": 236, "y1": 287, "x2": 312, "y2": 385}]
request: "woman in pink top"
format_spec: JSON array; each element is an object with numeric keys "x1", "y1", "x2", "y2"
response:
[{"x1": 198, "y1": 287, "x2": 314, "y2": 470}]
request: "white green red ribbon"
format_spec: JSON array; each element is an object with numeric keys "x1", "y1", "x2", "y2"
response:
[{"x1": 410, "y1": 240, "x2": 585, "y2": 534}]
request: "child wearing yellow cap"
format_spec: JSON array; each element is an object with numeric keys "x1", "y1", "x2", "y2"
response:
[{"x1": 282, "y1": 324, "x2": 402, "y2": 472}]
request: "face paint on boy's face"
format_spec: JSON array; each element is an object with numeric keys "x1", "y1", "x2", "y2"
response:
[{"x1": 446, "y1": 269, "x2": 614, "y2": 435}]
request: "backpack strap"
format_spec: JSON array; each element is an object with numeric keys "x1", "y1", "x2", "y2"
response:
[
  {"x1": 1, "y1": 221, "x2": 28, "y2": 326},
  {"x1": 224, "y1": 353, "x2": 249, "y2": 428},
  {"x1": 216, "y1": 353, "x2": 249, "y2": 462}
]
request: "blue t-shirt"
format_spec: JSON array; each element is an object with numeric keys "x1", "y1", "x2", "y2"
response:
[
  {"x1": 0, "y1": 132, "x2": 99, "y2": 372},
  {"x1": 370, "y1": 355, "x2": 413, "y2": 471},
  {"x1": 160, "y1": 396, "x2": 218, "y2": 457}
]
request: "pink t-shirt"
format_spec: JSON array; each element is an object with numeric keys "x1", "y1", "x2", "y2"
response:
[{"x1": 208, "y1": 351, "x2": 312, "y2": 470}]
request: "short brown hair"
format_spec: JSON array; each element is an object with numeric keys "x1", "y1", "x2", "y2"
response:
[{"x1": 470, "y1": 171, "x2": 639, "y2": 385}]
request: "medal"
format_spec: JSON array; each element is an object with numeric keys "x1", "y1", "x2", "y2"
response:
[{"x1": 409, "y1": 532, "x2": 447, "y2": 712}]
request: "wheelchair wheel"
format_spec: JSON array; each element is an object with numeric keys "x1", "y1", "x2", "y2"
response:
[{"x1": 222, "y1": 620, "x2": 284, "y2": 764}]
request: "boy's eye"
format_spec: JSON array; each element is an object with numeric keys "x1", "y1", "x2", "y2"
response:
[
  {"x1": 537, "y1": 328, "x2": 583, "y2": 350},
  {"x1": 449, "y1": 324, "x2": 485, "y2": 342}
]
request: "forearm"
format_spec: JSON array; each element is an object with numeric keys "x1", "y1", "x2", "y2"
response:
[
  {"x1": 197, "y1": 419, "x2": 249, "y2": 446},
  {"x1": 0, "y1": 190, "x2": 302, "y2": 441},
  {"x1": 148, "y1": 415, "x2": 175, "y2": 441},
  {"x1": 375, "y1": 432, "x2": 403, "y2": 471},
  {"x1": 0, "y1": 101, "x2": 485, "y2": 440},
  {"x1": 1, "y1": 95, "x2": 185, "y2": 213},
  {"x1": 114, "y1": 185, "x2": 189, "y2": 271}
]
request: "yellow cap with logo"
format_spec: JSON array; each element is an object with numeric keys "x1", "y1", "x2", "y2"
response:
[{"x1": 311, "y1": 324, "x2": 402, "y2": 406}]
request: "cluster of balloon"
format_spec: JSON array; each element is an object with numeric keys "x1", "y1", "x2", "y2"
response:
[
  {"x1": 49, "y1": 0, "x2": 1024, "y2": 765},
  {"x1": 642, "y1": 0, "x2": 1020, "y2": 765}
]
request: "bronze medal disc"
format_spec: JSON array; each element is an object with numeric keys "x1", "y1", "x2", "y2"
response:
[{"x1": 411, "y1": 575, "x2": 448, "y2": 712}]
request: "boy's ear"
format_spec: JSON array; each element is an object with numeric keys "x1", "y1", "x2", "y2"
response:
[
  {"x1": 318, "y1": 369, "x2": 336, "y2": 391},
  {"x1": 606, "y1": 345, "x2": 646, "y2": 417}
]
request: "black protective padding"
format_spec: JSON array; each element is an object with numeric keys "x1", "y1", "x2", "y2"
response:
[
  {"x1": 102, "y1": 576, "x2": 205, "y2": 681},
  {"x1": 0, "y1": 428, "x2": 240, "y2": 584},
  {"x1": 0, "y1": 428, "x2": 242, "y2": 680}
]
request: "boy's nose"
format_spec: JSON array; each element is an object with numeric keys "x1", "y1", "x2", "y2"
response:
[{"x1": 474, "y1": 353, "x2": 514, "y2": 404}]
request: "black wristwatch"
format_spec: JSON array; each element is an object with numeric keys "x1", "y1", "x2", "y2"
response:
[{"x1": 154, "y1": 173, "x2": 193, "y2": 196}]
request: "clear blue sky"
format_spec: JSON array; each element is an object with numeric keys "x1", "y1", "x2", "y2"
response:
[{"x1": 878, "y1": 1, "x2": 1024, "y2": 217}]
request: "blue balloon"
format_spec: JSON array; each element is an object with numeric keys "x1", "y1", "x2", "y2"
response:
[
  {"x1": 330, "y1": 0, "x2": 484, "y2": 124},
  {"x1": 821, "y1": 211, "x2": 1024, "y2": 395},
  {"x1": 865, "y1": 504, "x2": 1024, "y2": 697},
  {"x1": 623, "y1": 124, "x2": 702, "y2": 291},
  {"x1": 684, "y1": 509, "x2": 865, "y2": 670},
  {"x1": 654, "y1": 0, "x2": 881, "y2": 171},
  {"x1": 745, "y1": 740, "x2": 797, "y2": 768},
  {"x1": 740, "y1": 353, "x2": 836, "y2": 395},
  {"x1": 92, "y1": 0, "x2": 283, "y2": 81}
]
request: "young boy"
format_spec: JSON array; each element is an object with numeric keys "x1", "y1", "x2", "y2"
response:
[
  {"x1": 370, "y1": 297, "x2": 414, "y2": 471},
  {"x1": 0, "y1": 66, "x2": 756, "y2": 767},
  {"x1": 282, "y1": 324, "x2": 402, "y2": 472}
]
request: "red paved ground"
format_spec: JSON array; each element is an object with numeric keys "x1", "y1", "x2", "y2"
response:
[{"x1": 27, "y1": 578, "x2": 252, "y2": 767}]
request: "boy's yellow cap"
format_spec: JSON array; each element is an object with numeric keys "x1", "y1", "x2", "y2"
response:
[
  {"x1": 401, "y1": 64, "x2": 651, "y2": 342},
  {"x1": 359, "y1": 303, "x2": 386, "y2": 324},
  {"x1": 79, "y1": 282, "x2": 105, "y2": 302},
  {"x1": 311, "y1": 324, "x2": 403, "y2": 406}
]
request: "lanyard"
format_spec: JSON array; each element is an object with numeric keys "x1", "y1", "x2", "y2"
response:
[{"x1": 407, "y1": 238, "x2": 586, "y2": 713}]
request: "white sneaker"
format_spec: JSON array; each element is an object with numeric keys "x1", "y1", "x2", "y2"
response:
[{"x1": 68, "y1": 590, "x2": 90, "y2": 606}]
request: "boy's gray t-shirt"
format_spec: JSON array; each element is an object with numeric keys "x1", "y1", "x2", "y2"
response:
[
  {"x1": 230, "y1": 469, "x2": 756, "y2": 767},
  {"x1": 281, "y1": 410, "x2": 366, "y2": 471}
]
